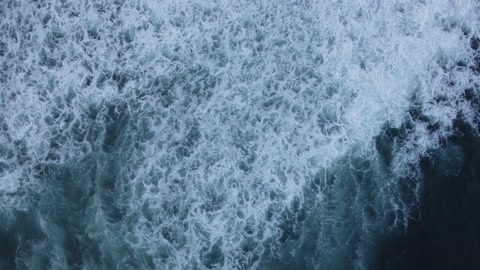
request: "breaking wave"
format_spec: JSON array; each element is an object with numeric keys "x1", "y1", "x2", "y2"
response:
[{"x1": 1, "y1": 0, "x2": 479, "y2": 269}]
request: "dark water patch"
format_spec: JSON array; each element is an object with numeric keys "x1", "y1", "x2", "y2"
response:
[
  {"x1": 38, "y1": 48, "x2": 64, "y2": 69},
  {"x1": 201, "y1": 239, "x2": 224, "y2": 269},
  {"x1": 375, "y1": 122, "x2": 411, "y2": 170},
  {"x1": 5, "y1": 159, "x2": 140, "y2": 269},
  {"x1": 278, "y1": 197, "x2": 306, "y2": 244},
  {"x1": 102, "y1": 101, "x2": 129, "y2": 153},
  {"x1": 259, "y1": 155, "x2": 382, "y2": 270},
  {"x1": 13, "y1": 138, "x2": 30, "y2": 165},
  {"x1": 97, "y1": 164, "x2": 126, "y2": 223},
  {"x1": 0, "y1": 41, "x2": 6, "y2": 57},
  {"x1": 375, "y1": 118, "x2": 480, "y2": 270},
  {"x1": 471, "y1": 36, "x2": 480, "y2": 74},
  {"x1": 0, "y1": 210, "x2": 47, "y2": 270},
  {"x1": 0, "y1": 106, "x2": 143, "y2": 268},
  {"x1": 153, "y1": 76, "x2": 176, "y2": 108},
  {"x1": 186, "y1": 65, "x2": 217, "y2": 100},
  {"x1": 111, "y1": 70, "x2": 136, "y2": 92},
  {"x1": 38, "y1": 165, "x2": 99, "y2": 268},
  {"x1": 176, "y1": 123, "x2": 201, "y2": 158}
]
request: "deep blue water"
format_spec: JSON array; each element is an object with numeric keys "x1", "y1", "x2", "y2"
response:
[{"x1": 1, "y1": 1, "x2": 480, "y2": 269}]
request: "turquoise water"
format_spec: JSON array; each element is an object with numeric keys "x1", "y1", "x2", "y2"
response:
[{"x1": 1, "y1": 1, "x2": 480, "y2": 269}]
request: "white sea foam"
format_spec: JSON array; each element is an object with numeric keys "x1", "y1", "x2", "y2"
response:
[{"x1": 1, "y1": 0, "x2": 479, "y2": 269}]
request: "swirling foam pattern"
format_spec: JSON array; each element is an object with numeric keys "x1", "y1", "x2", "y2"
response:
[{"x1": 1, "y1": 0, "x2": 479, "y2": 269}]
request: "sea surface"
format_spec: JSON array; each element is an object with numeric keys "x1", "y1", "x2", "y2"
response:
[{"x1": 1, "y1": 0, "x2": 480, "y2": 269}]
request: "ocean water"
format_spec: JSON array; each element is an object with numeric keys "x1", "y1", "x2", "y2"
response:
[{"x1": 1, "y1": 0, "x2": 479, "y2": 269}]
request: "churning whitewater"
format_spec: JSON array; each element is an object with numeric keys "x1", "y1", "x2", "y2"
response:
[{"x1": 1, "y1": 0, "x2": 480, "y2": 269}]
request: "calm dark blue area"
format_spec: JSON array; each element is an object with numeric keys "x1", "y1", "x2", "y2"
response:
[
  {"x1": 376, "y1": 117, "x2": 480, "y2": 270},
  {"x1": 374, "y1": 38, "x2": 480, "y2": 270}
]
